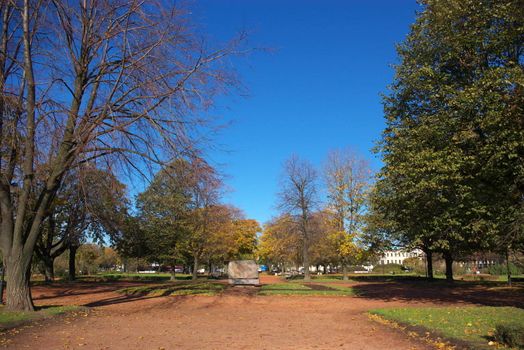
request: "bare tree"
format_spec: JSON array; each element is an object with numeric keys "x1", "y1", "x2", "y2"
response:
[
  {"x1": 324, "y1": 148, "x2": 371, "y2": 280},
  {"x1": 0, "y1": 0, "x2": 244, "y2": 310},
  {"x1": 278, "y1": 155, "x2": 318, "y2": 281}
]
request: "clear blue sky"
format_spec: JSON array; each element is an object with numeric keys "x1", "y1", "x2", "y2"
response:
[{"x1": 177, "y1": 1, "x2": 420, "y2": 225}]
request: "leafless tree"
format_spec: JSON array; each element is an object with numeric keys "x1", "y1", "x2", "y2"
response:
[
  {"x1": 0, "y1": 0, "x2": 245, "y2": 310},
  {"x1": 278, "y1": 155, "x2": 318, "y2": 281},
  {"x1": 324, "y1": 148, "x2": 372, "y2": 279}
]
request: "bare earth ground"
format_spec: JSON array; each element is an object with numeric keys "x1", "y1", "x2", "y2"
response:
[{"x1": 1, "y1": 276, "x2": 522, "y2": 350}]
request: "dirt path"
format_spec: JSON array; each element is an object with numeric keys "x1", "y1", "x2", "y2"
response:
[
  {"x1": 5, "y1": 277, "x2": 521, "y2": 350},
  {"x1": 5, "y1": 294, "x2": 433, "y2": 350},
  {"x1": 1, "y1": 278, "x2": 436, "y2": 350}
]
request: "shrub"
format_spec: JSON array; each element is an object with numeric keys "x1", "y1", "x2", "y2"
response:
[
  {"x1": 488, "y1": 263, "x2": 522, "y2": 276},
  {"x1": 372, "y1": 264, "x2": 405, "y2": 274},
  {"x1": 494, "y1": 323, "x2": 524, "y2": 349},
  {"x1": 403, "y1": 257, "x2": 426, "y2": 275}
]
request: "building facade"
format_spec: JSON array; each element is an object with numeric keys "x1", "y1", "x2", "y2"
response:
[{"x1": 378, "y1": 249, "x2": 423, "y2": 265}]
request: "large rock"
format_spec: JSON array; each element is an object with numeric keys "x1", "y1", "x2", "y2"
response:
[{"x1": 228, "y1": 260, "x2": 260, "y2": 285}]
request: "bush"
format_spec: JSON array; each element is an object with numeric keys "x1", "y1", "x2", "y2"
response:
[
  {"x1": 494, "y1": 324, "x2": 524, "y2": 349},
  {"x1": 403, "y1": 257, "x2": 426, "y2": 275},
  {"x1": 488, "y1": 263, "x2": 522, "y2": 276},
  {"x1": 372, "y1": 264, "x2": 405, "y2": 274}
]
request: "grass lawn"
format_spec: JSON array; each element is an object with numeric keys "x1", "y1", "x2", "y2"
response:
[
  {"x1": 259, "y1": 283, "x2": 354, "y2": 296},
  {"x1": 370, "y1": 306, "x2": 524, "y2": 349},
  {"x1": 117, "y1": 281, "x2": 226, "y2": 296},
  {"x1": 0, "y1": 305, "x2": 86, "y2": 330},
  {"x1": 286, "y1": 273, "x2": 427, "y2": 283}
]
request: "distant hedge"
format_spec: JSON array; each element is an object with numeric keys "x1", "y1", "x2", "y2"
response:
[{"x1": 488, "y1": 263, "x2": 522, "y2": 276}]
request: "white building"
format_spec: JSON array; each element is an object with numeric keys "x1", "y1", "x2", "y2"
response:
[{"x1": 378, "y1": 249, "x2": 423, "y2": 265}]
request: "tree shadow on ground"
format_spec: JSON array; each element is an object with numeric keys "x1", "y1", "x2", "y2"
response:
[
  {"x1": 353, "y1": 280, "x2": 524, "y2": 308},
  {"x1": 32, "y1": 281, "x2": 149, "y2": 301},
  {"x1": 84, "y1": 292, "x2": 169, "y2": 308}
]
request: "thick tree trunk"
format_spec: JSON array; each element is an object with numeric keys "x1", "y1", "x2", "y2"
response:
[
  {"x1": 425, "y1": 250, "x2": 434, "y2": 279},
  {"x1": 170, "y1": 270, "x2": 176, "y2": 281},
  {"x1": 192, "y1": 255, "x2": 199, "y2": 280},
  {"x1": 5, "y1": 254, "x2": 34, "y2": 311},
  {"x1": 443, "y1": 252, "x2": 454, "y2": 282},
  {"x1": 0, "y1": 263, "x2": 5, "y2": 304},
  {"x1": 43, "y1": 257, "x2": 54, "y2": 283},
  {"x1": 342, "y1": 264, "x2": 348, "y2": 281},
  {"x1": 68, "y1": 246, "x2": 78, "y2": 281}
]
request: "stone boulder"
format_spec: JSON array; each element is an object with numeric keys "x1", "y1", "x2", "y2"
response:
[{"x1": 228, "y1": 260, "x2": 260, "y2": 285}]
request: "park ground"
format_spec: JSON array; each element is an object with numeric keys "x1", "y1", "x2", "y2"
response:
[{"x1": 0, "y1": 274, "x2": 523, "y2": 350}]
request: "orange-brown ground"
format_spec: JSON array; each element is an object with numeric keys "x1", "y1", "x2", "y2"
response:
[{"x1": 2, "y1": 275, "x2": 522, "y2": 350}]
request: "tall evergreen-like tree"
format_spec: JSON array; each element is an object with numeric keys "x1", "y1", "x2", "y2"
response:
[{"x1": 375, "y1": 0, "x2": 523, "y2": 281}]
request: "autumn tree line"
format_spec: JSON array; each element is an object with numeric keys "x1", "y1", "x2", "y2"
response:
[
  {"x1": 259, "y1": 151, "x2": 372, "y2": 282},
  {"x1": 115, "y1": 158, "x2": 261, "y2": 280}
]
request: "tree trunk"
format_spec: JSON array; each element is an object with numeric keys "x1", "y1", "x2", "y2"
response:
[
  {"x1": 192, "y1": 255, "x2": 199, "y2": 280},
  {"x1": 303, "y1": 237, "x2": 311, "y2": 282},
  {"x1": 443, "y1": 252, "x2": 453, "y2": 282},
  {"x1": 342, "y1": 264, "x2": 348, "y2": 281},
  {"x1": 170, "y1": 270, "x2": 176, "y2": 281},
  {"x1": 506, "y1": 248, "x2": 512, "y2": 287},
  {"x1": 426, "y1": 250, "x2": 434, "y2": 279},
  {"x1": 68, "y1": 246, "x2": 78, "y2": 281},
  {"x1": 0, "y1": 263, "x2": 5, "y2": 304},
  {"x1": 5, "y1": 254, "x2": 34, "y2": 311},
  {"x1": 43, "y1": 257, "x2": 54, "y2": 283}
]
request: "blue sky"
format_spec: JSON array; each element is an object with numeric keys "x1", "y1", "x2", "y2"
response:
[{"x1": 166, "y1": 1, "x2": 420, "y2": 224}]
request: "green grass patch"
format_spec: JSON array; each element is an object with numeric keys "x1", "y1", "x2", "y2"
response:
[
  {"x1": 370, "y1": 306, "x2": 524, "y2": 349},
  {"x1": 259, "y1": 283, "x2": 354, "y2": 296},
  {"x1": 117, "y1": 281, "x2": 226, "y2": 296},
  {"x1": 0, "y1": 305, "x2": 86, "y2": 330},
  {"x1": 287, "y1": 273, "x2": 425, "y2": 283}
]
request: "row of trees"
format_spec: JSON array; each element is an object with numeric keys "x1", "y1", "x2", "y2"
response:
[
  {"x1": 116, "y1": 158, "x2": 260, "y2": 280},
  {"x1": 0, "y1": 0, "x2": 245, "y2": 311},
  {"x1": 369, "y1": 0, "x2": 523, "y2": 282},
  {"x1": 259, "y1": 150, "x2": 372, "y2": 281}
]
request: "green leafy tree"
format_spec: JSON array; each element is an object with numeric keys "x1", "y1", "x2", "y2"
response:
[
  {"x1": 374, "y1": 0, "x2": 523, "y2": 281},
  {"x1": 134, "y1": 159, "x2": 196, "y2": 280}
]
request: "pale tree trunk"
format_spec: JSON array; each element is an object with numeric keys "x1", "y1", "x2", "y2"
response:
[
  {"x1": 43, "y1": 258, "x2": 54, "y2": 283},
  {"x1": 192, "y1": 255, "x2": 199, "y2": 280},
  {"x1": 506, "y1": 248, "x2": 512, "y2": 287},
  {"x1": 342, "y1": 264, "x2": 349, "y2": 281}
]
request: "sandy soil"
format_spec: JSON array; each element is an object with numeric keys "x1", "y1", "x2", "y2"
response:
[{"x1": 1, "y1": 276, "x2": 521, "y2": 350}]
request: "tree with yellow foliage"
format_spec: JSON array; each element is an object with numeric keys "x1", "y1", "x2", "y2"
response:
[
  {"x1": 324, "y1": 149, "x2": 371, "y2": 280},
  {"x1": 258, "y1": 214, "x2": 301, "y2": 272}
]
